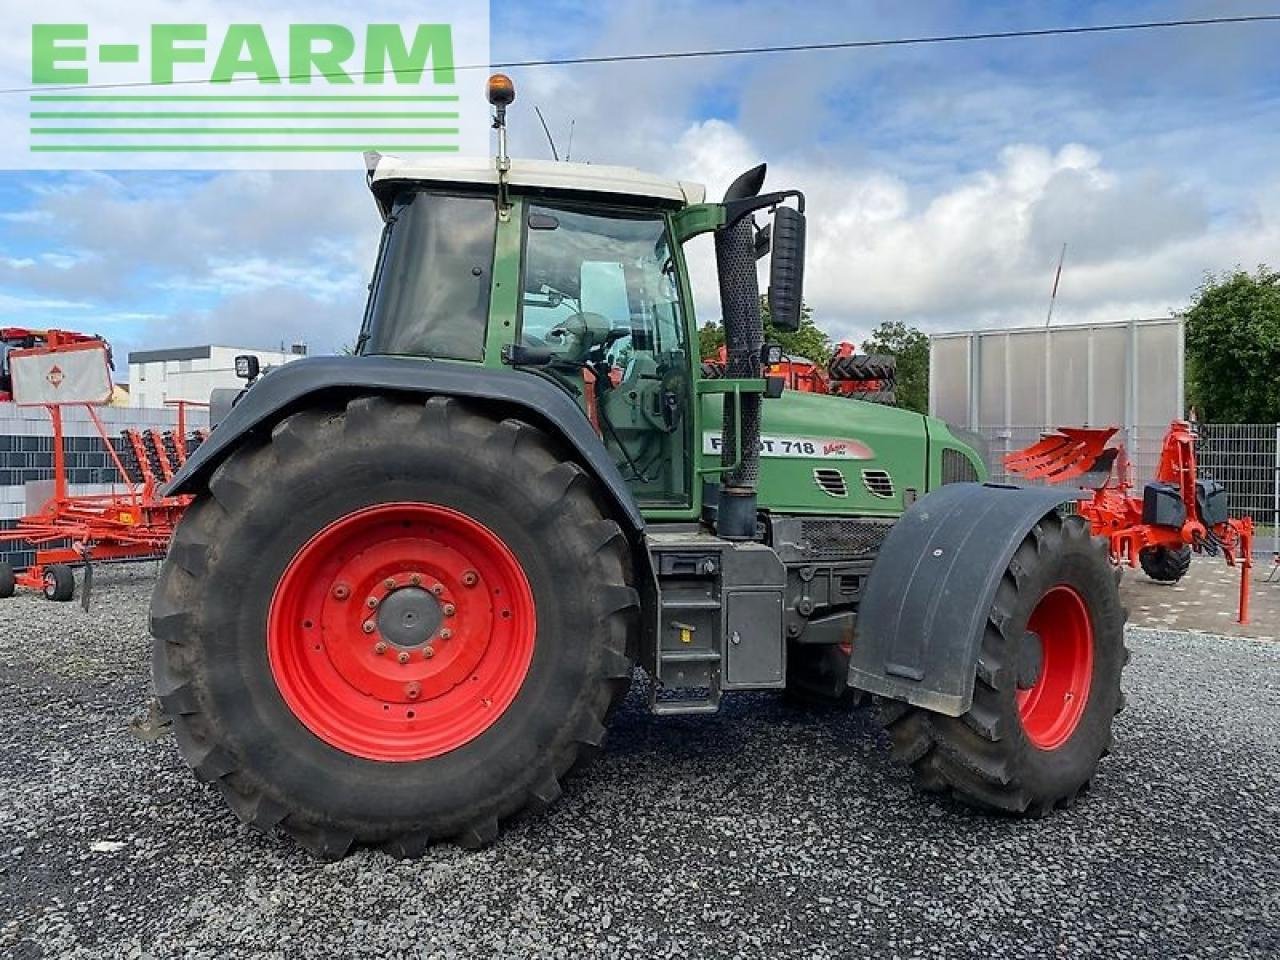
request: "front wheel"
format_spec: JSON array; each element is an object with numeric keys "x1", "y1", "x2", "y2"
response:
[
  {"x1": 151, "y1": 396, "x2": 638, "y2": 858},
  {"x1": 879, "y1": 513, "x2": 1127, "y2": 815},
  {"x1": 0, "y1": 560, "x2": 14, "y2": 599}
]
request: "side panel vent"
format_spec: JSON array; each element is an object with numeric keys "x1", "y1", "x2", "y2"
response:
[
  {"x1": 813, "y1": 468, "x2": 848, "y2": 498},
  {"x1": 862, "y1": 469, "x2": 895, "y2": 499},
  {"x1": 795, "y1": 518, "x2": 892, "y2": 559},
  {"x1": 942, "y1": 448, "x2": 979, "y2": 484}
]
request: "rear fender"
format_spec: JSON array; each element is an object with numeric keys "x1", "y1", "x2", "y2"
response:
[
  {"x1": 848, "y1": 483, "x2": 1074, "y2": 715},
  {"x1": 164, "y1": 355, "x2": 645, "y2": 532}
]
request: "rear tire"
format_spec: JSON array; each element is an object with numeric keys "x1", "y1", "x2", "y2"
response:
[
  {"x1": 0, "y1": 560, "x2": 14, "y2": 599},
  {"x1": 43, "y1": 564, "x2": 75, "y2": 602},
  {"x1": 1138, "y1": 545, "x2": 1191, "y2": 583},
  {"x1": 151, "y1": 395, "x2": 638, "y2": 859},
  {"x1": 879, "y1": 514, "x2": 1127, "y2": 815}
]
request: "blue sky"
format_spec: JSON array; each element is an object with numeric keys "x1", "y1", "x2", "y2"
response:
[{"x1": 2, "y1": 0, "x2": 1278, "y2": 373}]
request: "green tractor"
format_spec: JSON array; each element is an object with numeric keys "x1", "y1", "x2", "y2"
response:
[{"x1": 151, "y1": 76, "x2": 1126, "y2": 859}]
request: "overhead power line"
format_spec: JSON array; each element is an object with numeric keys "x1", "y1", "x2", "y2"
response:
[{"x1": 1, "y1": 14, "x2": 1277, "y2": 96}]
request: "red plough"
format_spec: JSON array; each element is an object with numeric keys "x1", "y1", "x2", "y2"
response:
[
  {"x1": 0, "y1": 334, "x2": 200, "y2": 605},
  {"x1": 1006, "y1": 420, "x2": 1255, "y2": 623}
]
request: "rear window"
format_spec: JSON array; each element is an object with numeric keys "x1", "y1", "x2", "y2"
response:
[{"x1": 361, "y1": 193, "x2": 496, "y2": 361}]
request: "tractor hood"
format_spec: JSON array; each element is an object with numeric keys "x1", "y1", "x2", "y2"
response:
[{"x1": 700, "y1": 389, "x2": 930, "y2": 517}]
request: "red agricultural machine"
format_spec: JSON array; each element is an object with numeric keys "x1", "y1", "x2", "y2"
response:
[
  {"x1": 0, "y1": 333, "x2": 202, "y2": 605},
  {"x1": 0, "y1": 327, "x2": 106, "y2": 402},
  {"x1": 702, "y1": 340, "x2": 898, "y2": 404},
  {"x1": 1006, "y1": 420, "x2": 1254, "y2": 622}
]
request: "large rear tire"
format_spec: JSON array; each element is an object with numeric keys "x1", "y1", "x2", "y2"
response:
[
  {"x1": 1138, "y1": 544, "x2": 1191, "y2": 583},
  {"x1": 879, "y1": 513, "x2": 1127, "y2": 815},
  {"x1": 151, "y1": 395, "x2": 638, "y2": 859}
]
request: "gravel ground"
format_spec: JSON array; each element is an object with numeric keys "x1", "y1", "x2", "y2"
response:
[{"x1": 1, "y1": 565, "x2": 1277, "y2": 959}]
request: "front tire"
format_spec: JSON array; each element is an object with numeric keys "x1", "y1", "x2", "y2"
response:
[
  {"x1": 151, "y1": 396, "x2": 638, "y2": 859},
  {"x1": 879, "y1": 513, "x2": 1127, "y2": 815},
  {"x1": 0, "y1": 560, "x2": 14, "y2": 599}
]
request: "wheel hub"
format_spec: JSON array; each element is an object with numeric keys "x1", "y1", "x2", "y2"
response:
[
  {"x1": 267, "y1": 503, "x2": 537, "y2": 762},
  {"x1": 376, "y1": 586, "x2": 443, "y2": 648}
]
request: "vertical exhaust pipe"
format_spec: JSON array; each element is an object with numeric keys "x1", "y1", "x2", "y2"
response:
[{"x1": 715, "y1": 164, "x2": 767, "y2": 540}]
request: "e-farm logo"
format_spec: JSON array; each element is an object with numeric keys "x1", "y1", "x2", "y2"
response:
[{"x1": 10, "y1": 10, "x2": 490, "y2": 169}]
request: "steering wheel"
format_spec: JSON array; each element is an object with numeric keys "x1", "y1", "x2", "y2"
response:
[{"x1": 548, "y1": 312, "x2": 615, "y2": 358}]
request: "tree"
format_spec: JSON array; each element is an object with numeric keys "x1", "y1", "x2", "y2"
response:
[
  {"x1": 862, "y1": 320, "x2": 929, "y2": 414},
  {"x1": 697, "y1": 298, "x2": 832, "y2": 364},
  {"x1": 1185, "y1": 266, "x2": 1280, "y2": 422}
]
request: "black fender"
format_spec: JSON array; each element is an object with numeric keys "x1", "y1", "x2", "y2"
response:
[
  {"x1": 847, "y1": 483, "x2": 1075, "y2": 716},
  {"x1": 165, "y1": 355, "x2": 645, "y2": 531}
]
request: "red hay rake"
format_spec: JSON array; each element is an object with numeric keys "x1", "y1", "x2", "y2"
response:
[
  {"x1": 1006, "y1": 420, "x2": 1255, "y2": 623},
  {"x1": 0, "y1": 335, "x2": 201, "y2": 605}
]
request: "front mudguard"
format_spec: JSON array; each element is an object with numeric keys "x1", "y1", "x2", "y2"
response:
[{"x1": 848, "y1": 483, "x2": 1074, "y2": 716}]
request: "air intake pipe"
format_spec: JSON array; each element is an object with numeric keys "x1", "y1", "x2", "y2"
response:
[{"x1": 715, "y1": 164, "x2": 768, "y2": 540}]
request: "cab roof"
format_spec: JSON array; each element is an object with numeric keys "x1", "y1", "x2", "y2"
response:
[{"x1": 366, "y1": 153, "x2": 706, "y2": 213}]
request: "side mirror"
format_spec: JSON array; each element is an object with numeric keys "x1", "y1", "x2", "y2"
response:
[{"x1": 768, "y1": 206, "x2": 805, "y2": 332}]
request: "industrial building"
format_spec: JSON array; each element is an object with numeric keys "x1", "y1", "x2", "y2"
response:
[{"x1": 127, "y1": 343, "x2": 306, "y2": 408}]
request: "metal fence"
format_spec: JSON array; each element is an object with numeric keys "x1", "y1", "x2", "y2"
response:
[{"x1": 979, "y1": 423, "x2": 1280, "y2": 557}]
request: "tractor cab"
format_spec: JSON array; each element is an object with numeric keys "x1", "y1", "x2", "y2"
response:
[{"x1": 357, "y1": 156, "x2": 706, "y2": 508}]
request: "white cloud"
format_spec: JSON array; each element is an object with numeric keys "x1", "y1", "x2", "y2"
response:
[{"x1": 665, "y1": 119, "x2": 1280, "y2": 343}]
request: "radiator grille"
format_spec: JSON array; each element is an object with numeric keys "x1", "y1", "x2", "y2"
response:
[
  {"x1": 796, "y1": 518, "x2": 892, "y2": 559},
  {"x1": 942, "y1": 448, "x2": 980, "y2": 484}
]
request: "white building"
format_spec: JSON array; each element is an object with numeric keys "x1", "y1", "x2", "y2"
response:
[{"x1": 127, "y1": 344, "x2": 306, "y2": 408}]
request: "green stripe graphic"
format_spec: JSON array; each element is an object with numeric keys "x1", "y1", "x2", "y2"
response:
[
  {"x1": 30, "y1": 144, "x2": 461, "y2": 153},
  {"x1": 30, "y1": 95, "x2": 460, "y2": 102},
  {"x1": 31, "y1": 111, "x2": 459, "y2": 119},
  {"x1": 32, "y1": 128, "x2": 460, "y2": 136}
]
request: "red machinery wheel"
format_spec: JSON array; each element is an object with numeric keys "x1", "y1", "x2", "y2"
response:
[
  {"x1": 879, "y1": 513, "x2": 1126, "y2": 815},
  {"x1": 1017, "y1": 585, "x2": 1094, "y2": 750},
  {"x1": 268, "y1": 503, "x2": 536, "y2": 762}
]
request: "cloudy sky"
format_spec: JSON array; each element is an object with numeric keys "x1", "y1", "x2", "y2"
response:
[{"x1": 1, "y1": 0, "x2": 1277, "y2": 371}]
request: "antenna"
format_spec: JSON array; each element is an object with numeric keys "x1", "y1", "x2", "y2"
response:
[
  {"x1": 566, "y1": 119, "x2": 576, "y2": 162},
  {"x1": 1045, "y1": 242, "x2": 1067, "y2": 326},
  {"x1": 533, "y1": 105, "x2": 560, "y2": 161}
]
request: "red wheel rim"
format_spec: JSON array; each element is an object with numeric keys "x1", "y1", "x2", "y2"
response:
[
  {"x1": 1017, "y1": 585, "x2": 1094, "y2": 750},
  {"x1": 268, "y1": 503, "x2": 536, "y2": 762}
]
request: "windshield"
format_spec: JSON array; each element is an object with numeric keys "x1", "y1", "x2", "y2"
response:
[{"x1": 359, "y1": 192, "x2": 496, "y2": 360}]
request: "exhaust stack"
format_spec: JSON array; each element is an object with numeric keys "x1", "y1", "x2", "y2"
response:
[{"x1": 715, "y1": 164, "x2": 767, "y2": 540}]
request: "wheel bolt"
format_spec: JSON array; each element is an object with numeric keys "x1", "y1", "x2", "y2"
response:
[
  {"x1": 410, "y1": 574, "x2": 423, "y2": 586},
  {"x1": 439, "y1": 628, "x2": 452, "y2": 641},
  {"x1": 363, "y1": 622, "x2": 377, "y2": 635},
  {"x1": 442, "y1": 603, "x2": 456, "y2": 617},
  {"x1": 332, "y1": 584, "x2": 350, "y2": 601},
  {"x1": 406, "y1": 682, "x2": 421, "y2": 699},
  {"x1": 397, "y1": 651, "x2": 410, "y2": 664},
  {"x1": 366, "y1": 596, "x2": 379, "y2": 609},
  {"x1": 374, "y1": 641, "x2": 387, "y2": 654},
  {"x1": 431, "y1": 584, "x2": 444, "y2": 597},
  {"x1": 462, "y1": 571, "x2": 478, "y2": 588},
  {"x1": 384, "y1": 578, "x2": 397, "y2": 590},
  {"x1": 423, "y1": 646, "x2": 435, "y2": 659}
]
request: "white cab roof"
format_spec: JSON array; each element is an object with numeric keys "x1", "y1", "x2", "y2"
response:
[{"x1": 368, "y1": 153, "x2": 706, "y2": 207}]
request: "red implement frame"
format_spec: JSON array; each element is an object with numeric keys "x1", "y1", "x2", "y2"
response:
[
  {"x1": 1006, "y1": 421, "x2": 1255, "y2": 623},
  {"x1": 703, "y1": 342, "x2": 895, "y2": 399},
  {"x1": 0, "y1": 337, "x2": 204, "y2": 603}
]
